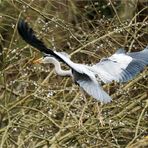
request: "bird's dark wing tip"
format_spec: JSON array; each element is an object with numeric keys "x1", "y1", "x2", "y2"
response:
[
  {"x1": 17, "y1": 19, "x2": 31, "y2": 43},
  {"x1": 17, "y1": 19, "x2": 64, "y2": 62},
  {"x1": 17, "y1": 19, "x2": 27, "y2": 33},
  {"x1": 17, "y1": 19, "x2": 49, "y2": 53}
]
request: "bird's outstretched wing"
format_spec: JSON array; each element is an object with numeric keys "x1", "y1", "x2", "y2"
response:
[
  {"x1": 17, "y1": 19, "x2": 70, "y2": 64},
  {"x1": 18, "y1": 20, "x2": 51, "y2": 54},
  {"x1": 72, "y1": 71, "x2": 111, "y2": 103},
  {"x1": 92, "y1": 47, "x2": 148, "y2": 83},
  {"x1": 17, "y1": 20, "x2": 85, "y2": 72}
]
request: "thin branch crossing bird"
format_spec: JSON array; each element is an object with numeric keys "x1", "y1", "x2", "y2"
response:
[{"x1": 17, "y1": 19, "x2": 148, "y2": 103}]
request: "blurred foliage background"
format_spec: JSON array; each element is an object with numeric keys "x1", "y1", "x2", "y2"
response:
[{"x1": 0, "y1": 0, "x2": 148, "y2": 147}]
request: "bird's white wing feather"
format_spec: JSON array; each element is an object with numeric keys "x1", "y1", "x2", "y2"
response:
[
  {"x1": 58, "y1": 52, "x2": 70, "y2": 58},
  {"x1": 92, "y1": 52, "x2": 146, "y2": 83},
  {"x1": 72, "y1": 71, "x2": 111, "y2": 103},
  {"x1": 78, "y1": 79, "x2": 111, "y2": 103}
]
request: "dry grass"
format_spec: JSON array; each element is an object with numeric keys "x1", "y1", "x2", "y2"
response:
[{"x1": 0, "y1": 0, "x2": 148, "y2": 147}]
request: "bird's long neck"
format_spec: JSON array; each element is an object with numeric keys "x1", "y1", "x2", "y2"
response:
[{"x1": 48, "y1": 57, "x2": 72, "y2": 76}]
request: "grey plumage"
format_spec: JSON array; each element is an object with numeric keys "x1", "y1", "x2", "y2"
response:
[
  {"x1": 91, "y1": 48, "x2": 148, "y2": 83},
  {"x1": 127, "y1": 46, "x2": 148, "y2": 64}
]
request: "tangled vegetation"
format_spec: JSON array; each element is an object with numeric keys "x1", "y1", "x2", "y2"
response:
[{"x1": 0, "y1": 0, "x2": 148, "y2": 147}]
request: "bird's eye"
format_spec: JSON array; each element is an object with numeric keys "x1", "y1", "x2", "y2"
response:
[
  {"x1": 43, "y1": 53, "x2": 52, "y2": 58},
  {"x1": 95, "y1": 74, "x2": 98, "y2": 78}
]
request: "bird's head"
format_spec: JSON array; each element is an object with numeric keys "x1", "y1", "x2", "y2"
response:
[{"x1": 33, "y1": 55, "x2": 55, "y2": 64}]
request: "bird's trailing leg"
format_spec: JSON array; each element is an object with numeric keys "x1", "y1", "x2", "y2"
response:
[
  {"x1": 78, "y1": 89, "x2": 88, "y2": 127},
  {"x1": 94, "y1": 102, "x2": 105, "y2": 127}
]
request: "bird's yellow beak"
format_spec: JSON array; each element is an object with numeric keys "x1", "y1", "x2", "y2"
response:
[{"x1": 32, "y1": 58, "x2": 43, "y2": 64}]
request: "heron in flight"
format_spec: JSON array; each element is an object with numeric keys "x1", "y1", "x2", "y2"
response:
[{"x1": 17, "y1": 20, "x2": 148, "y2": 103}]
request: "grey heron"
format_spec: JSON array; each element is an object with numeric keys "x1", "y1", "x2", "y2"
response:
[{"x1": 17, "y1": 19, "x2": 148, "y2": 103}]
